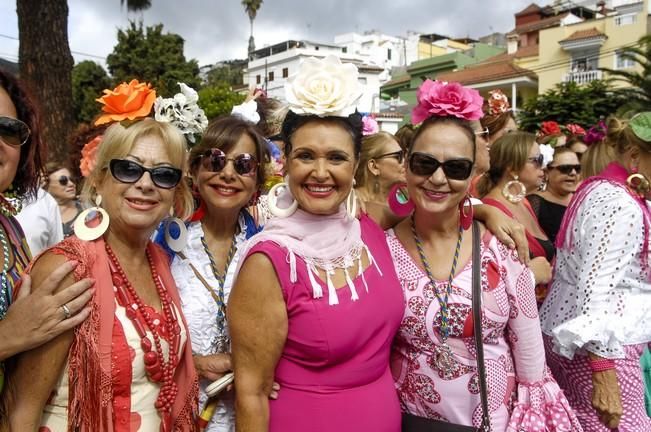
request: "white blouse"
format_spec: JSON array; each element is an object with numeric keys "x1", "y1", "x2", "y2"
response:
[
  {"x1": 170, "y1": 216, "x2": 249, "y2": 432},
  {"x1": 540, "y1": 182, "x2": 651, "y2": 359}
]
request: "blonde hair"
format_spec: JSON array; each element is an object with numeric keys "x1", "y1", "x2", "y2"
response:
[
  {"x1": 581, "y1": 141, "x2": 616, "y2": 178},
  {"x1": 354, "y1": 132, "x2": 400, "y2": 188},
  {"x1": 477, "y1": 131, "x2": 536, "y2": 197},
  {"x1": 81, "y1": 119, "x2": 194, "y2": 220},
  {"x1": 605, "y1": 115, "x2": 651, "y2": 155}
]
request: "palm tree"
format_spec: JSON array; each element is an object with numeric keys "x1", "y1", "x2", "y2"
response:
[
  {"x1": 242, "y1": 0, "x2": 263, "y2": 56},
  {"x1": 120, "y1": 0, "x2": 152, "y2": 11},
  {"x1": 602, "y1": 35, "x2": 651, "y2": 112}
]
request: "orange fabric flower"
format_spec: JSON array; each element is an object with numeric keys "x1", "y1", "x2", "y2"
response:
[
  {"x1": 94, "y1": 79, "x2": 157, "y2": 126},
  {"x1": 80, "y1": 135, "x2": 102, "y2": 177}
]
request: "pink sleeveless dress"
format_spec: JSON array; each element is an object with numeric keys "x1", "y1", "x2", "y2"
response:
[{"x1": 248, "y1": 216, "x2": 403, "y2": 432}]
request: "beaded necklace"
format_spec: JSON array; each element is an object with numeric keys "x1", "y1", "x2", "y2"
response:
[
  {"x1": 411, "y1": 216, "x2": 464, "y2": 370},
  {"x1": 200, "y1": 231, "x2": 237, "y2": 353},
  {"x1": 106, "y1": 244, "x2": 182, "y2": 426}
]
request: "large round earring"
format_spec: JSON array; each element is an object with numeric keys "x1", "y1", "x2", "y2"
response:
[
  {"x1": 388, "y1": 183, "x2": 414, "y2": 217},
  {"x1": 164, "y1": 216, "x2": 188, "y2": 252},
  {"x1": 502, "y1": 175, "x2": 527, "y2": 203},
  {"x1": 459, "y1": 195, "x2": 474, "y2": 230},
  {"x1": 627, "y1": 173, "x2": 651, "y2": 198},
  {"x1": 267, "y1": 180, "x2": 298, "y2": 218},
  {"x1": 346, "y1": 181, "x2": 357, "y2": 219},
  {"x1": 74, "y1": 194, "x2": 110, "y2": 241}
]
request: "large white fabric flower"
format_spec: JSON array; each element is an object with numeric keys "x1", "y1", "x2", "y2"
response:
[
  {"x1": 154, "y1": 82, "x2": 208, "y2": 143},
  {"x1": 540, "y1": 144, "x2": 555, "y2": 168},
  {"x1": 285, "y1": 55, "x2": 363, "y2": 117}
]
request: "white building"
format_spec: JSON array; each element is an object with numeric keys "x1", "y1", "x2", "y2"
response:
[
  {"x1": 245, "y1": 40, "x2": 386, "y2": 114},
  {"x1": 333, "y1": 30, "x2": 415, "y2": 69}
]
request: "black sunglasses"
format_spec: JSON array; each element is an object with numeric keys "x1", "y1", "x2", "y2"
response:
[
  {"x1": 201, "y1": 148, "x2": 258, "y2": 176},
  {"x1": 0, "y1": 116, "x2": 30, "y2": 147},
  {"x1": 549, "y1": 164, "x2": 581, "y2": 175},
  {"x1": 528, "y1": 154, "x2": 544, "y2": 168},
  {"x1": 57, "y1": 175, "x2": 75, "y2": 186},
  {"x1": 408, "y1": 152, "x2": 474, "y2": 180},
  {"x1": 376, "y1": 150, "x2": 405, "y2": 164},
  {"x1": 109, "y1": 159, "x2": 182, "y2": 189}
]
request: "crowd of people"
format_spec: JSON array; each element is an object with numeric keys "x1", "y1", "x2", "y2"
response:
[{"x1": 0, "y1": 52, "x2": 649, "y2": 432}]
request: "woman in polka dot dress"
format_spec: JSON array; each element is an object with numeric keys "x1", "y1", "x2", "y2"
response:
[{"x1": 541, "y1": 114, "x2": 651, "y2": 431}]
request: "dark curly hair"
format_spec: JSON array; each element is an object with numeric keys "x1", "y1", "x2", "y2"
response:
[
  {"x1": 281, "y1": 110, "x2": 363, "y2": 158},
  {"x1": 0, "y1": 68, "x2": 46, "y2": 200}
]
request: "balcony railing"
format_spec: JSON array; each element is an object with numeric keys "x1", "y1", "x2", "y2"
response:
[{"x1": 563, "y1": 70, "x2": 603, "y2": 84}]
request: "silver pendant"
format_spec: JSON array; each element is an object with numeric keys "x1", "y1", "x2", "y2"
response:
[{"x1": 435, "y1": 344, "x2": 454, "y2": 370}]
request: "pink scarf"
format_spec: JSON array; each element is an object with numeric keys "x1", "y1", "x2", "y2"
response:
[
  {"x1": 236, "y1": 191, "x2": 381, "y2": 305},
  {"x1": 556, "y1": 162, "x2": 651, "y2": 273}
]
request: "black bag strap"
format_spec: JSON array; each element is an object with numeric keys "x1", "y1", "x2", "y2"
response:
[{"x1": 472, "y1": 221, "x2": 491, "y2": 432}]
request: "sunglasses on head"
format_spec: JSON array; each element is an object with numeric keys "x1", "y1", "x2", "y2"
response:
[
  {"x1": 408, "y1": 152, "x2": 474, "y2": 181},
  {"x1": 109, "y1": 159, "x2": 182, "y2": 189},
  {"x1": 0, "y1": 116, "x2": 30, "y2": 147},
  {"x1": 375, "y1": 150, "x2": 405, "y2": 164},
  {"x1": 57, "y1": 175, "x2": 75, "y2": 186},
  {"x1": 528, "y1": 154, "x2": 544, "y2": 168},
  {"x1": 201, "y1": 148, "x2": 258, "y2": 176},
  {"x1": 549, "y1": 164, "x2": 581, "y2": 175}
]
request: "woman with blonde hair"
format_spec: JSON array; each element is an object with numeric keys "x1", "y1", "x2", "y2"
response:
[
  {"x1": 9, "y1": 81, "x2": 198, "y2": 431},
  {"x1": 542, "y1": 113, "x2": 651, "y2": 431}
]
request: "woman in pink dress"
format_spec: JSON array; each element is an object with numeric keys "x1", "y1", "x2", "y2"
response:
[
  {"x1": 388, "y1": 79, "x2": 581, "y2": 431},
  {"x1": 228, "y1": 56, "x2": 403, "y2": 432}
]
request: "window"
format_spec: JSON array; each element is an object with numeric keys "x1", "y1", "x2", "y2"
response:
[
  {"x1": 268, "y1": 71, "x2": 274, "y2": 82},
  {"x1": 387, "y1": 48, "x2": 392, "y2": 60},
  {"x1": 282, "y1": 67, "x2": 289, "y2": 78},
  {"x1": 615, "y1": 13, "x2": 637, "y2": 26},
  {"x1": 256, "y1": 74, "x2": 261, "y2": 84},
  {"x1": 342, "y1": 47, "x2": 347, "y2": 53},
  {"x1": 358, "y1": 77, "x2": 367, "y2": 85},
  {"x1": 615, "y1": 51, "x2": 635, "y2": 69}
]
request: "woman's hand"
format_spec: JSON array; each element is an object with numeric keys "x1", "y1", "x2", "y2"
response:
[
  {"x1": 592, "y1": 368, "x2": 622, "y2": 428},
  {"x1": 529, "y1": 257, "x2": 552, "y2": 285},
  {"x1": 0, "y1": 260, "x2": 94, "y2": 360},
  {"x1": 194, "y1": 353, "x2": 232, "y2": 382},
  {"x1": 476, "y1": 205, "x2": 529, "y2": 263}
]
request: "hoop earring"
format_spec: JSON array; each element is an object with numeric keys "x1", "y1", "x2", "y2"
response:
[
  {"x1": 627, "y1": 173, "x2": 651, "y2": 199},
  {"x1": 164, "y1": 216, "x2": 188, "y2": 252},
  {"x1": 74, "y1": 194, "x2": 110, "y2": 241},
  {"x1": 346, "y1": 181, "x2": 357, "y2": 219},
  {"x1": 459, "y1": 195, "x2": 474, "y2": 230},
  {"x1": 387, "y1": 183, "x2": 414, "y2": 217},
  {"x1": 502, "y1": 175, "x2": 527, "y2": 203},
  {"x1": 267, "y1": 180, "x2": 298, "y2": 218}
]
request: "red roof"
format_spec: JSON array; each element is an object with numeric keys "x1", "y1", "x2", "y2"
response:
[
  {"x1": 515, "y1": 3, "x2": 542, "y2": 16},
  {"x1": 480, "y1": 44, "x2": 539, "y2": 64},
  {"x1": 508, "y1": 12, "x2": 568, "y2": 35},
  {"x1": 436, "y1": 61, "x2": 536, "y2": 86},
  {"x1": 560, "y1": 27, "x2": 606, "y2": 43}
]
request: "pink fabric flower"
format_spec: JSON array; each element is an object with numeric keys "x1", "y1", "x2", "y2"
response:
[
  {"x1": 584, "y1": 120, "x2": 607, "y2": 146},
  {"x1": 487, "y1": 89, "x2": 511, "y2": 116},
  {"x1": 412, "y1": 79, "x2": 484, "y2": 124},
  {"x1": 565, "y1": 123, "x2": 586, "y2": 136},
  {"x1": 362, "y1": 115, "x2": 379, "y2": 136},
  {"x1": 80, "y1": 135, "x2": 102, "y2": 178}
]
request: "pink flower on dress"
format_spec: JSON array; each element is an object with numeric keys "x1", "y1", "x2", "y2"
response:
[
  {"x1": 362, "y1": 115, "x2": 379, "y2": 136},
  {"x1": 80, "y1": 135, "x2": 102, "y2": 178},
  {"x1": 412, "y1": 79, "x2": 484, "y2": 124}
]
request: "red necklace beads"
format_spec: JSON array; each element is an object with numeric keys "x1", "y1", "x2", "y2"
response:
[{"x1": 106, "y1": 243, "x2": 182, "y2": 424}]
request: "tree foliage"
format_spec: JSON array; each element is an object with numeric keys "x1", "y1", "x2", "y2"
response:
[
  {"x1": 518, "y1": 80, "x2": 625, "y2": 132},
  {"x1": 204, "y1": 60, "x2": 247, "y2": 87},
  {"x1": 106, "y1": 21, "x2": 200, "y2": 97},
  {"x1": 198, "y1": 83, "x2": 245, "y2": 121},
  {"x1": 601, "y1": 35, "x2": 651, "y2": 112},
  {"x1": 71, "y1": 61, "x2": 111, "y2": 124}
]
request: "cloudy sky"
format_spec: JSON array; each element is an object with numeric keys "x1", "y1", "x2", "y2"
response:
[{"x1": 0, "y1": 0, "x2": 535, "y2": 68}]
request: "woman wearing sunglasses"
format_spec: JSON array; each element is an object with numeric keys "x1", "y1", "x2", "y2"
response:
[
  {"x1": 0, "y1": 70, "x2": 95, "y2": 406},
  {"x1": 477, "y1": 132, "x2": 554, "y2": 299},
  {"x1": 43, "y1": 162, "x2": 83, "y2": 238},
  {"x1": 159, "y1": 115, "x2": 270, "y2": 432},
  {"x1": 527, "y1": 147, "x2": 580, "y2": 244},
  {"x1": 388, "y1": 82, "x2": 581, "y2": 431},
  {"x1": 9, "y1": 109, "x2": 198, "y2": 429},
  {"x1": 354, "y1": 131, "x2": 406, "y2": 225}
]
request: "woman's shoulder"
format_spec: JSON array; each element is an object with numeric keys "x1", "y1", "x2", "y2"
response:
[{"x1": 579, "y1": 181, "x2": 642, "y2": 220}]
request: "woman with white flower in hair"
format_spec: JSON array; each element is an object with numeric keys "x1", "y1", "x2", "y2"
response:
[{"x1": 228, "y1": 55, "x2": 404, "y2": 432}]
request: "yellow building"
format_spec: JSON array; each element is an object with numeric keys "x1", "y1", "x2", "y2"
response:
[{"x1": 538, "y1": 1, "x2": 650, "y2": 92}]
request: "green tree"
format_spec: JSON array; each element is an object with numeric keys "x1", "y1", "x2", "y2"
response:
[
  {"x1": 198, "y1": 83, "x2": 245, "y2": 121},
  {"x1": 518, "y1": 80, "x2": 625, "y2": 132},
  {"x1": 601, "y1": 35, "x2": 651, "y2": 112},
  {"x1": 71, "y1": 61, "x2": 111, "y2": 124},
  {"x1": 205, "y1": 60, "x2": 247, "y2": 87},
  {"x1": 242, "y1": 0, "x2": 263, "y2": 55},
  {"x1": 106, "y1": 21, "x2": 200, "y2": 97}
]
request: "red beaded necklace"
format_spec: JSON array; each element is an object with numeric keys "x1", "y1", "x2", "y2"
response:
[{"x1": 106, "y1": 243, "x2": 182, "y2": 425}]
